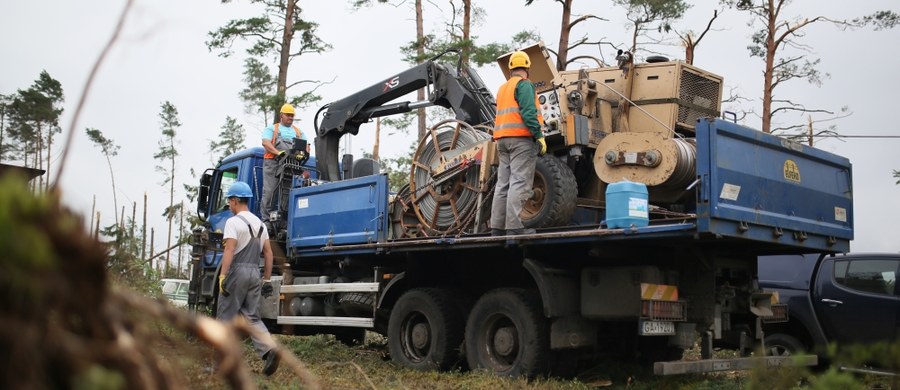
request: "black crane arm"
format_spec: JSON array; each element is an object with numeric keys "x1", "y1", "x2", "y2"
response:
[{"x1": 314, "y1": 53, "x2": 496, "y2": 181}]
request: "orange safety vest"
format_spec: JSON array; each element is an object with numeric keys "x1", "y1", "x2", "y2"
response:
[
  {"x1": 263, "y1": 123, "x2": 303, "y2": 159},
  {"x1": 493, "y1": 76, "x2": 544, "y2": 140}
]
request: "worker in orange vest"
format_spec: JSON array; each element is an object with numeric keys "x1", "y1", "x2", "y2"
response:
[{"x1": 490, "y1": 51, "x2": 547, "y2": 236}]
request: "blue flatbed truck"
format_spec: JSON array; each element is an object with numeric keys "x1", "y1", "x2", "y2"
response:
[
  {"x1": 189, "y1": 45, "x2": 853, "y2": 377},
  {"x1": 190, "y1": 118, "x2": 852, "y2": 376}
]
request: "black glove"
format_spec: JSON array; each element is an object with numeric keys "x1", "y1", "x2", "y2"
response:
[
  {"x1": 261, "y1": 280, "x2": 274, "y2": 298},
  {"x1": 275, "y1": 150, "x2": 286, "y2": 161}
]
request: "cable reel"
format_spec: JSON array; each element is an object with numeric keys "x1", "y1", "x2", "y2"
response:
[{"x1": 408, "y1": 119, "x2": 493, "y2": 235}]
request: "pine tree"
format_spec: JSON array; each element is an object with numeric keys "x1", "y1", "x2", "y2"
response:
[{"x1": 153, "y1": 101, "x2": 181, "y2": 275}]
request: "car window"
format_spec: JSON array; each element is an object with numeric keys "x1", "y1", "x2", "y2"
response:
[
  {"x1": 161, "y1": 281, "x2": 178, "y2": 295},
  {"x1": 834, "y1": 259, "x2": 898, "y2": 295},
  {"x1": 176, "y1": 282, "x2": 190, "y2": 295}
]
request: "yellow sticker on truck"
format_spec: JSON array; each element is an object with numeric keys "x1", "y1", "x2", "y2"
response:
[
  {"x1": 641, "y1": 283, "x2": 678, "y2": 301},
  {"x1": 783, "y1": 160, "x2": 801, "y2": 183}
]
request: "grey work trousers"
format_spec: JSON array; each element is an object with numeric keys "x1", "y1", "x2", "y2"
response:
[
  {"x1": 218, "y1": 264, "x2": 275, "y2": 359},
  {"x1": 490, "y1": 136, "x2": 537, "y2": 230},
  {"x1": 261, "y1": 134, "x2": 295, "y2": 222},
  {"x1": 260, "y1": 158, "x2": 279, "y2": 222}
]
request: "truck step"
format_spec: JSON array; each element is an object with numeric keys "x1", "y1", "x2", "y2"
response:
[
  {"x1": 276, "y1": 315, "x2": 374, "y2": 328},
  {"x1": 654, "y1": 354, "x2": 817, "y2": 375},
  {"x1": 280, "y1": 282, "x2": 379, "y2": 294}
]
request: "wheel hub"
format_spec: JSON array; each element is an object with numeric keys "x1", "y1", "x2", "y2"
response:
[
  {"x1": 492, "y1": 326, "x2": 518, "y2": 357},
  {"x1": 521, "y1": 173, "x2": 546, "y2": 218},
  {"x1": 411, "y1": 323, "x2": 430, "y2": 349}
]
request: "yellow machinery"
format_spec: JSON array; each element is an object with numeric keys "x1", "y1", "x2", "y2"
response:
[{"x1": 497, "y1": 42, "x2": 723, "y2": 206}]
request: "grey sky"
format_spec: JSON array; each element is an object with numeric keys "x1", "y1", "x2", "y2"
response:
[{"x1": 1, "y1": 0, "x2": 897, "y2": 256}]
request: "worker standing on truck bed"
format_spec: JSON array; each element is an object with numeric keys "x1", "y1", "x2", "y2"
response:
[
  {"x1": 490, "y1": 50, "x2": 547, "y2": 236},
  {"x1": 260, "y1": 103, "x2": 309, "y2": 223},
  {"x1": 217, "y1": 181, "x2": 280, "y2": 376}
]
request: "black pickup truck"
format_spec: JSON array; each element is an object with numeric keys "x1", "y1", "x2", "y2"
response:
[{"x1": 758, "y1": 253, "x2": 900, "y2": 356}]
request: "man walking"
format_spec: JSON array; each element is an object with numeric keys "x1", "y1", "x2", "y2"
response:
[
  {"x1": 490, "y1": 50, "x2": 547, "y2": 236},
  {"x1": 261, "y1": 103, "x2": 309, "y2": 223},
  {"x1": 217, "y1": 181, "x2": 280, "y2": 375}
]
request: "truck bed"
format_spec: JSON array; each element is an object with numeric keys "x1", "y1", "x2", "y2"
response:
[{"x1": 287, "y1": 119, "x2": 853, "y2": 258}]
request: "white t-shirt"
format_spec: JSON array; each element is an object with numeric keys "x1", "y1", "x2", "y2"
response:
[{"x1": 223, "y1": 210, "x2": 269, "y2": 253}]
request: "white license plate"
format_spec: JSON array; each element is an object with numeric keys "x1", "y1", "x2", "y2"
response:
[{"x1": 639, "y1": 320, "x2": 675, "y2": 335}]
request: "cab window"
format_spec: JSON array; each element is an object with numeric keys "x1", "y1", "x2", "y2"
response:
[{"x1": 215, "y1": 168, "x2": 239, "y2": 212}]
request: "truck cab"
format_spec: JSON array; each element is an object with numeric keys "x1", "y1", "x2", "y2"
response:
[{"x1": 190, "y1": 147, "x2": 319, "y2": 309}]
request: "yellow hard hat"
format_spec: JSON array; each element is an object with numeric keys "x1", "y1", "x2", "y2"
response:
[
  {"x1": 280, "y1": 103, "x2": 295, "y2": 115},
  {"x1": 508, "y1": 51, "x2": 531, "y2": 70}
]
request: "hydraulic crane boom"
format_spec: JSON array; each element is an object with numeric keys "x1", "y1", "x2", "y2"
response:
[{"x1": 314, "y1": 50, "x2": 496, "y2": 181}]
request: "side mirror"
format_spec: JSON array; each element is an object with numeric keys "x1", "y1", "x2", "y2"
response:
[{"x1": 197, "y1": 171, "x2": 212, "y2": 220}]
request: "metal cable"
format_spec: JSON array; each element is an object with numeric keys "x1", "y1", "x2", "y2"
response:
[{"x1": 410, "y1": 119, "x2": 491, "y2": 234}]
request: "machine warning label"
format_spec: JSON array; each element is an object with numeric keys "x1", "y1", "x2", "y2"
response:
[
  {"x1": 835, "y1": 207, "x2": 847, "y2": 223},
  {"x1": 783, "y1": 160, "x2": 801, "y2": 183},
  {"x1": 297, "y1": 198, "x2": 309, "y2": 209},
  {"x1": 720, "y1": 183, "x2": 741, "y2": 201}
]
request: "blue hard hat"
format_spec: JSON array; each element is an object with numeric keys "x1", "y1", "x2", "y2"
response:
[{"x1": 226, "y1": 181, "x2": 253, "y2": 198}]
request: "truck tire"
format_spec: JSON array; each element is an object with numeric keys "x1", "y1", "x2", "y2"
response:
[
  {"x1": 764, "y1": 333, "x2": 804, "y2": 356},
  {"x1": 521, "y1": 155, "x2": 576, "y2": 229},
  {"x1": 388, "y1": 288, "x2": 465, "y2": 371},
  {"x1": 339, "y1": 278, "x2": 376, "y2": 317},
  {"x1": 465, "y1": 288, "x2": 549, "y2": 378}
]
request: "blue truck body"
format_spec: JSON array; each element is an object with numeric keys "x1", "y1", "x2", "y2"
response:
[
  {"x1": 284, "y1": 119, "x2": 852, "y2": 257},
  {"x1": 696, "y1": 120, "x2": 853, "y2": 250},
  {"x1": 190, "y1": 118, "x2": 852, "y2": 376}
]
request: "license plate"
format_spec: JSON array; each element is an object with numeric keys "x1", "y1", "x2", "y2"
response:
[{"x1": 639, "y1": 320, "x2": 675, "y2": 335}]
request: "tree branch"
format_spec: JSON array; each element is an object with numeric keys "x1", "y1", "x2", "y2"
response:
[
  {"x1": 568, "y1": 14, "x2": 607, "y2": 30},
  {"x1": 285, "y1": 76, "x2": 335, "y2": 93}
]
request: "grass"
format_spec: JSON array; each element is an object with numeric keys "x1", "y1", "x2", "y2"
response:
[
  {"x1": 152, "y1": 326, "x2": 900, "y2": 389},
  {"x1": 156, "y1": 330, "x2": 756, "y2": 389}
]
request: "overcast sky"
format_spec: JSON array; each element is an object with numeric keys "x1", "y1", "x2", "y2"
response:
[{"x1": 1, "y1": 0, "x2": 898, "y2": 255}]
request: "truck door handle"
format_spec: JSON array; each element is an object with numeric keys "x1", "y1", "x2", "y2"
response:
[{"x1": 821, "y1": 298, "x2": 843, "y2": 306}]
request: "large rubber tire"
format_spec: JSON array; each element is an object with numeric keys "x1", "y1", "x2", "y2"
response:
[
  {"x1": 388, "y1": 288, "x2": 465, "y2": 371},
  {"x1": 465, "y1": 288, "x2": 549, "y2": 378},
  {"x1": 764, "y1": 333, "x2": 805, "y2": 356},
  {"x1": 521, "y1": 155, "x2": 576, "y2": 229},
  {"x1": 339, "y1": 278, "x2": 376, "y2": 317}
]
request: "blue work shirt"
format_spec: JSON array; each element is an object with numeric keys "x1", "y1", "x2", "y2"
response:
[{"x1": 262, "y1": 123, "x2": 306, "y2": 142}]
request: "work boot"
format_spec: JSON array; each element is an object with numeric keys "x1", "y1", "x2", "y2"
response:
[
  {"x1": 491, "y1": 229, "x2": 506, "y2": 237},
  {"x1": 263, "y1": 349, "x2": 280, "y2": 376},
  {"x1": 508, "y1": 228, "x2": 536, "y2": 235}
]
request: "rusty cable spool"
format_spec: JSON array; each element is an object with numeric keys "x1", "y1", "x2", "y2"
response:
[{"x1": 408, "y1": 119, "x2": 491, "y2": 235}]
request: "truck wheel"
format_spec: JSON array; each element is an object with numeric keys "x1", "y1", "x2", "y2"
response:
[
  {"x1": 388, "y1": 288, "x2": 465, "y2": 371},
  {"x1": 521, "y1": 155, "x2": 576, "y2": 229},
  {"x1": 764, "y1": 333, "x2": 804, "y2": 356},
  {"x1": 465, "y1": 288, "x2": 549, "y2": 378}
]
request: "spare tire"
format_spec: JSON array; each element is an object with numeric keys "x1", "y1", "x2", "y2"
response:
[{"x1": 521, "y1": 155, "x2": 576, "y2": 228}]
